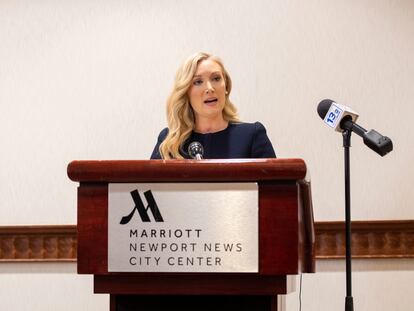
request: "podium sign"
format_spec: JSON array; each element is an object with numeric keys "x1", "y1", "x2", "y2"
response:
[{"x1": 108, "y1": 183, "x2": 259, "y2": 273}]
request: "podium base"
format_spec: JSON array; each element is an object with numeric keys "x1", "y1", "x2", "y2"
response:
[{"x1": 111, "y1": 295, "x2": 278, "y2": 311}]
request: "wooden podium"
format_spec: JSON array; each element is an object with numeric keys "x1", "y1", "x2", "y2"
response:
[{"x1": 67, "y1": 159, "x2": 315, "y2": 311}]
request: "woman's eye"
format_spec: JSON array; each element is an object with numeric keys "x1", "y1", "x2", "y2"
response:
[
  {"x1": 213, "y1": 76, "x2": 221, "y2": 81},
  {"x1": 193, "y1": 79, "x2": 203, "y2": 85}
]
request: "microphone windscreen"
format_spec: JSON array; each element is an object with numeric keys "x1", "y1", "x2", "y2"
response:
[
  {"x1": 188, "y1": 141, "x2": 204, "y2": 159},
  {"x1": 317, "y1": 99, "x2": 334, "y2": 119}
]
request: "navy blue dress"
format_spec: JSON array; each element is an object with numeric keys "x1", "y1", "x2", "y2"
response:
[{"x1": 150, "y1": 122, "x2": 276, "y2": 159}]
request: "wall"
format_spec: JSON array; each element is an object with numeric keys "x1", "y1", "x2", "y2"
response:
[{"x1": 1, "y1": 0, "x2": 413, "y2": 310}]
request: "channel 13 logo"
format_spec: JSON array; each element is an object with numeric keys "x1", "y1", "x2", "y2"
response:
[{"x1": 325, "y1": 105, "x2": 343, "y2": 128}]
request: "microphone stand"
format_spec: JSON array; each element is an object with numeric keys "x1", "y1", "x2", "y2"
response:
[{"x1": 343, "y1": 129, "x2": 354, "y2": 311}]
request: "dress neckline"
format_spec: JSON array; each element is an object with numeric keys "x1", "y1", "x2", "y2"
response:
[{"x1": 193, "y1": 123, "x2": 233, "y2": 135}]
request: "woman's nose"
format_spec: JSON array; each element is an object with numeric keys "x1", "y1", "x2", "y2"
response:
[{"x1": 205, "y1": 82, "x2": 214, "y2": 93}]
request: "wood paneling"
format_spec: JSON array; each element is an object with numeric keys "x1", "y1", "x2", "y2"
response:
[
  {"x1": 77, "y1": 184, "x2": 108, "y2": 273},
  {"x1": 1, "y1": 221, "x2": 413, "y2": 262},
  {"x1": 0, "y1": 225, "x2": 76, "y2": 261},
  {"x1": 67, "y1": 159, "x2": 307, "y2": 183},
  {"x1": 259, "y1": 182, "x2": 300, "y2": 275},
  {"x1": 316, "y1": 220, "x2": 414, "y2": 259},
  {"x1": 95, "y1": 274, "x2": 290, "y2": 295}
]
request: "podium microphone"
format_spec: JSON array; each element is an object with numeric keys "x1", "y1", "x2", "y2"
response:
[
  {"x1": 188, "y1": 141, "x2": 204, "y2": 160},
  {"x1": 317, "y1": 99, "x2": 393, "y2": 156}
]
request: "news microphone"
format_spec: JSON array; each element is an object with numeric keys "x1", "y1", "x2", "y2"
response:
[
  {"x1": 188, "y1": 141, "x2": 204, "y2": 160},
  {"x1": 317, "y1": 99, "x2": 359, "y2": 132},
  {"x1": 317, "y1": 99, "x2": 393, "y2": 156}
]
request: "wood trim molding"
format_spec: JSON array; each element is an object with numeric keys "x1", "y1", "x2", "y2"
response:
[
  {"x1": 316, "y1": 220, "x2": 414, "y2": 259},
  {"x1": 0, "y1": 225, "x2": 77, "y2": 262},
  {"x1": 1, "y1": 221, "x2": 413, "y2": 262}
]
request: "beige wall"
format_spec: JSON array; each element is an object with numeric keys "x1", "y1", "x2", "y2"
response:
[{"x1": 1, "y1": 0, "x2": 413, "y2": 310}]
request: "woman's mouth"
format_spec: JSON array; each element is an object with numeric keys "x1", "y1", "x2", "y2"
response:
[{"x1": 204, "y1": 98, "x2": 218, "y2": 105}]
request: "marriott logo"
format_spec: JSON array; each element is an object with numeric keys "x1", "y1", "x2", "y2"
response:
[{"x1": 120, "y1": 190, "x2": 164, "y2": 224}]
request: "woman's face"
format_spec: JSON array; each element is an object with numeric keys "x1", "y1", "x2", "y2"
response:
[{"x1": 187, "y1": 59, "x2": 227, "y2": 121}]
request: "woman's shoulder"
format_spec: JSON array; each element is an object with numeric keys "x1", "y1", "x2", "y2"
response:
[
  {"x1": 229, "y1": 121, "x2": 276, "y2": 158},
  {"x1": 150, "y1": 128, "x2": 169, "y2": 159},
  {"x1": 229, "y1": 121, "x2": 267, "y2": 133},
  {"x1": 157, "y1": 127, "x2": 169, "y2": 141}
]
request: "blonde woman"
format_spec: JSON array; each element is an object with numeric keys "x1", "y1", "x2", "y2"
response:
[{"x1": 151, "y1": 52, "x2": 275, "y2": 159}]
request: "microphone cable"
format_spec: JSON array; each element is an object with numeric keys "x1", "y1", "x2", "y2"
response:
[{"x1": 299, "y1": 273, "x2": 303, "y2": 311}]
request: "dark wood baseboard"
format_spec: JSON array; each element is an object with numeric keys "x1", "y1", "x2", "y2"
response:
[{"x1": 1, "y1": 221, "x2": 413, "y2": 262}]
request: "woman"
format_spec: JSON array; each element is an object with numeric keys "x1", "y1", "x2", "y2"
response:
[{"x1": 150, "y1": 52, "x2": 276, "y2": 159}]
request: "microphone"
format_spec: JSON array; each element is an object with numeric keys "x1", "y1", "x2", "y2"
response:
[
  {"x1": 188, "y1": 141, "x2": 204, "y2": 160},
  {"x1": 317, "y1": 99, "x2": 393, "y2": 156},
  {"x1": 317, "y1": 99, "x2": 359, "y2": 132}
]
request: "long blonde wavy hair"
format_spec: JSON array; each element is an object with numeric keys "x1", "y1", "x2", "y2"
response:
[{"x1": 159, "y1": 52, "x2": 240, "y2": 159}]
